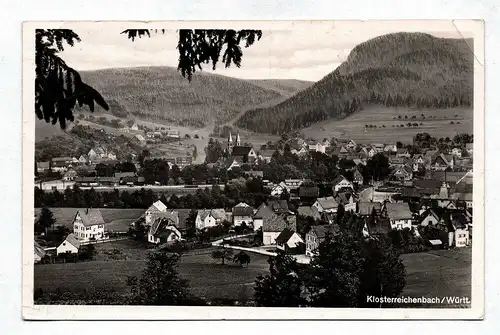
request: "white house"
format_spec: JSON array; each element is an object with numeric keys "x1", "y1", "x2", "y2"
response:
[
  {"x1": 232, "y1": 202, "x2": 254, "y2": 227},
  {"x1": 275, "y1": 228, "x2": 304, "y2": 251},
  {"x1": 308, "y1": 141, "x2": 326, "y2": 154},
  {"x1": 72, "y1": 209, "x2": 106, "y2": 242},
  {"x1": 384, "y1": 203, "x2": 413, "y2": 230},
  {"x1": 56, "y1": 234, "x2": 81, "y2": 255},
  {"x1": 130, "y1": 123, "x2": 139, "y2": 131},
  {"x1": 145, "y1": 200, "x2": 168, "y2": 225},
  {"x1": 332, "y1": 175, "x2": 354, "y2": 193},
  {"x1": 147, "y1": 215, "x2": 182, "y2": 244},
  {"x1": 312, "y1": 196, "x2": 338, "y2": 213},
  {"x1": 195, "y1": 209, "x2": 226, "y2": 230},
  {"x1": 448, "y1": 213, "x2": 470, "y2": 248}
]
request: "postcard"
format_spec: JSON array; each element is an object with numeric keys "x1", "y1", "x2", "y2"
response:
[{"x1": 22, "y1": 20, "x2": 484, "y2": 320}]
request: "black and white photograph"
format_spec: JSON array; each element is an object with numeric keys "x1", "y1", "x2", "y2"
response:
[{"x1": 22, "y1": 20, "x2": 484, "y2": 320}]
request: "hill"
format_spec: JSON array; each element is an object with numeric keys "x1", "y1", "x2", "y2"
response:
[
  {"x1": 246, "y1": 79, "x2": 313, "y2": 97},
  {"x1": 76, "y1": 66, "x2": 301, "y2": 127},
  {"x1": 236, "y1": 32, "x2": 474, "y2": 134}
]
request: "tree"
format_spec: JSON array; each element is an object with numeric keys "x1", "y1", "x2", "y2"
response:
[
  {"x1": 254, "y1": 252, "x2": 306, "y2": 307},
  {"x1": 211, "y1": 244, "x2": 234, "y2": 265},
  {"x1": 36, "y1": 29, "x2": 262, "y2": 128},
  {"x1": 126, "y1": 250, "x2": 195, "y2": 305},
  {"x1": 233, "y1": 251, "x2": 251, "y2": 267},
  {"x1": 365, "y1": 153, "x2": 390, "y2": 181},
  {"x1": 304, "y1": 230, "x2": 364, "y2": 307},
  {"x1": 36, "y1": 207, "x2": 56, "y2": 235}
]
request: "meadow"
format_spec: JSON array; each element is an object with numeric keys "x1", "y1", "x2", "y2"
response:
[
  {"x1": 301, "y1": 106, "x2": 473, "y2": 144},
  {"x1": 34, "y1": 243, "x2": 471, "y2": 305},
  {"x1": 34, "y1": 208, "x2": 145, "y2": 232}
]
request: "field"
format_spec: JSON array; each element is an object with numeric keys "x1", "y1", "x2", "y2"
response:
[
  {"x1": 34, "y1": 245, "x2": 271, "y2": 301},
  {"x1": 301, "y1": 106, "x2": 473, "y2": 144},
  {"x1": 34, "y1": 208, "x2": 145, "y2": 232},
  {"x1": 34, "y1": 241, "x2": 471, "y2": 305}
]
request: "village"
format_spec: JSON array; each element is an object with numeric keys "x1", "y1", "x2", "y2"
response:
[{"x1": 34, "y1": 129, "x2": 473, "y2": 270}]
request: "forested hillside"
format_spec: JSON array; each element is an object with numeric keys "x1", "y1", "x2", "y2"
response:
[
  {"x1": 236, "y1": 33, "x2": 474, "y2": 134},
  {"x1": 75, "y1": 67, "x2": 299, "y2": 128}
]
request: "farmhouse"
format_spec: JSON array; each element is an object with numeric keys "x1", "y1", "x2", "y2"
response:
[
  {"x1": 312, "y1": 196, "x2": 338, "y2": 213},
  {"x1": 56, "y1": 234, "x2": 81, "y2": 255},
  {"x1": 195, "y1": 209, "x2": 227, "y2": 230},
  {"x1": 72, "y1": 209, "x2": 106, "y2": 242},
  {"x1": 147, "y1": 214, "x2": 182, "y2": 245},
  {"x1": 332, "y1": 175, "x2": 354, "y2": 193},
  {"x1": 275, "y1": 228, "x2": 304, "y2": 251},
  {"x1": 232, "y1": 202, "x2": 254, "y2": 227},
  {"x1": 305, "y1": 224, "x2": 340, "y2": 256},
  {"x1": 144, "y1": 200, "x2": 168, "y2": 225},
  {"x1": 384, "y1": 203, "x2": 413, "y2": 230}
]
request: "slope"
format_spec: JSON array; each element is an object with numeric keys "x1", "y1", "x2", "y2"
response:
[{"x1": 236, "y1": 32, "x2": 474, "y2": 135}]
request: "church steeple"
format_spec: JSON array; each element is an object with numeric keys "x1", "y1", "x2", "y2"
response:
[
  {"x1": 228, "y1": 132, "x2": 234, "y2": 153},
  {"x1": 236, "y1": 133, "x2": 241, "y2": 146}
]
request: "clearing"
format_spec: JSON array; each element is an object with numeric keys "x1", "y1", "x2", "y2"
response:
[{"x1": 300, "y1": 106, "x2": 473, "y2": 144}]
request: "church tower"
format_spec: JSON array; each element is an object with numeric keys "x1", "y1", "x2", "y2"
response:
[
  {"x1": 228, "y1": 132, "x2": 234, "y2": 153},
  {"x1": 236, "y1": 133, "x2": 241, "y2": 146}
]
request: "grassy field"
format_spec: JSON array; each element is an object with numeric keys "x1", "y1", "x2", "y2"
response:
[
  {"x1": 34, "y1": 246, "x2": 270, "y2": 301},
  {"x1": 34, "y1": 208, "x2": 145, "y2": 232},
  {"x1": 34, "y1": 241, "x2": 471, "y2": 305},
  {"x1": 401, "y1": 247, "x2": 472, "y2": 307},
  {"x1": 301, "y1": 106, "x2": 473, "y2": 144}
]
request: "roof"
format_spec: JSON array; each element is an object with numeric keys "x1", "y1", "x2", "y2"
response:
[
  {"x1": 309, "y1": 224, "x2": 341, "y2": 239},
  {"x1": 259, "y1": 149, "x2": 276, "y2": 157},
  {"x1": 76, "y1": 209, "x2": 105, "y2": 227},
  {"x1": 231, "y1": 146, "x2": 254, "y2": 157},
  {"x1": 149, "y1": 212, "x2": 180, "y2": 236},
  {"x1": 275, "y1": 228, "x2": 296, "y2": 244},
  {"x1": 267, "y1": 200, "x2": 290, "y2": 214},
  {"x1": 298, "y1": 206, "x2": 321, "y2": 220},
  {"x1": 34, "y1": 241, "x2": 46, "y2": 258},
  {"x1": 299, "y1": 186, "x2": 319, "y2": 198},
  {"x1": 134, "y1": 134, "x2": 146, "y2": 141},
  {"x1": 431, "y1": 171, "x2": 472, "y2": 184},
  {"x1": 233, "y1": 206, "x2": 254, "y2": 217},
  {"x1": 262, "y1": 213, "x2": 294, "y2": 232},
  {"x1": 366, "y1": 217, "x2": 392, "y2": 235},
  {"x1": 149, "y1": 200, "x2": 167, "y2": 213},
  {"x1": 334, "y1": 192, "x2": 355, "y2": 205},
  {"x1": 197, "y1": 209, "x2": 227, "y2": 221},
  {"x1": 315, "y1": 196, "x2": 338, "y2": 210},
  {"x1": 358, "y1": 202, "x2": 382, "y2": 216},
  {"x1": 332, "y1": 175, "x2": 350, "y2": 186},
  {"x1": 385, "y1": 203, "x2": 413, "y2": 220},
  {"x1": 114, "y1": 172, "x2": 136, "y2": 178},
  {"x1": 62, "y1": 233, "x2": 81, "y2": 249}
]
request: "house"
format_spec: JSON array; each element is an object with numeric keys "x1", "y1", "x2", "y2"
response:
[
  {"x1": 258, "y1": 150, "x2": 276, "y2": 163},
  {"x1": 254, "y1": 200, "x2": 293, "y2": 236},
  {"x1": 34, "y1": 241, "x2": 46, "y2": 263},
  {"x1": 291, "y1": 146, "x2": 308, "y2": 156},
  {"x1": 284, "y1": 179, "x2": 304, "y2": 190},
  {"x1": 262, "y1": 212, "x2": 296, "y2": 245},
  {"x1": 447, "y1": 212, "x2": 470, "y2": 247},
  {"x1": 297, "y1": 206, "x2": 322, "y2": 220},
  {"x1": 384, "y1": 203, "x2": 413, "y2": 230},
  {"x1": 115, "y1": 171, "x2": 136, "y2": 184},
  {"x1": 363, "y1": 217, "x2": 392, "y2": 238},
  {"x1": 132, "y1": 134, "x2": 146, "y2": 146},
  {"x1": 412, "y1": 154, "x2": 426, "y2": 171},
  {"x1": 62, "y1": 168, "x2": 78, "y2": 181},
  {"x1": 129, "y1": 123, "x2": 139, "y2": 131},
  {"x1": 298, "y1": 186, "x2": 320, "y2": 200},
  {"x1": 353, "y1": 169, "x2": 364, "y2": 185},
  {"x1": 305, "y1": 224, "x2": 340, "y2": 256},
  {"x1": 339, "y1": 146, "x2": 349, "y2": 155},
  {"x1": 78, "y1": 155, "x2": 88, "y2": 164},
  {"x1": 465, "y1": 143, "x2": 473, "y2": 156},
  {"x1": 145, "y1": 200, "x2": 168, "y2": 225},
  {"x1": 396, "y1": 148, "x2": 411, "y2": 158},
  {"x1": 357, "y1": 202, "x2": 382, "y2": 216},
  {"x1": 72, "y1": 209, "x2": 106, "y2": 242},
  {"x1": 308, "y1": 141, "x2": 326, "y2": 154},
  {"x1": 176, "y1": 156, "x2": 193, "y2": 169},
  {"x1": 372, "y1": 143, "x2": 385, "y2": 153},
  {"x1": 56, "y1": 234, "x2": 81, "y2": 255},
  {"x1": 450, "y1": 147, "x2": 463, "y2": 158},
  {"x1": 51, "y1": 157, "x2": 73, "y2": 172},
  {"x1": 358, "y1": 147, "x2": 369, "y2": 159},
  {"x1": 231, "y1": 146, "x2": 257, "y2": 163},
  {"x1": 36, "y1": 161, "x2": 50, "y2": 173},
  {"x1": 334, "y1": 192, "x2": 357, "y2": 212},
  {"x1": 388, "y1": 156, "x2": 408, "y2": 168},
  {"x1": 275, "y1": 228, "x2": 304, "y2": 251},
  {"x1": 312, "y1": 196, "x2": 338, "y2": 213},
  {"x1": 367, "y1": 147, "x2": 377, "y2": 158},
  {"x1": 346, "y1": 140, "x2": 357, "y2": 150},
  {"x1": 384, "y1": 144, "x2": 397, "y2": 153},
  {"x1": 165, "y1": 129, "x2": 180, "y2": 139},
  {"x1": 390, "y1": 165, "x2": 413, "y2": 182},
  {"x1": 270, "y1": 182, "x2": 290, "y2": 197},
  {"x1": 332, "y1": 175, "x2": 354, "y2": 192},
  {"x1": 232, "y1": 202, "x2": 254, "y2": 227},
  {"x1": 147, "y1": 214, "x2": 182, "y2": 244},
  {"x1": 195, "y1": 210, "x2": 217, "y2": 230},
  {"x1": 431, "y1": 154, "x2": 454, "y2": 171},
  {"x1": 195, "y1": 209, "x2": 227, "y2": 230}
]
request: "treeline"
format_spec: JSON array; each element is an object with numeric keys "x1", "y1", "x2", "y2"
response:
[
  {"x1": 35, "y1": 179, "x2": 270, "y2": 210},
  {"x1": 236, "y1": 33, "x2": 473, "y2": 134}
]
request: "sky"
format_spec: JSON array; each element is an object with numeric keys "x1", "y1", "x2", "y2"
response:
[{"x1": 58, "y1": 21, "x2": 471, "y2": 82}]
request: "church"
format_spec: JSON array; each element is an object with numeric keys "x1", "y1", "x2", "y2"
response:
[{"x1": 225, "y1": 132, "x2": 257, "y2": 164}]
